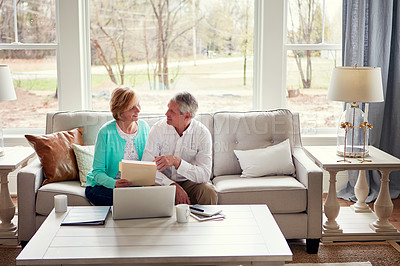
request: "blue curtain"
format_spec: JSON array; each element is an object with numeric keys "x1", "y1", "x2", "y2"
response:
[{"x1": 339, "y1": 0, "x2": 400, "y2": 202}]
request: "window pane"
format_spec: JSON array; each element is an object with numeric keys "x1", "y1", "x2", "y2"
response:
[
  {"x1": 287, "y1": 0, "x2": 341, "y2": 45},
  {"x1": 17, "y1": 0, "x2": 56, "y2": 43},
  {"x1": 286, "y1": 50, "x2": 342, "y2": 131},
  {"x1": 0, "y1": 51, "x2": 58, "y2": 128},
  {"x1": 287, "y1": 0, "x2": 324, "y2": 44},
  {"x1": 0, "y1": 0, "x2": 56, "y2": 44},
  {"x1": 0, "y1": 0, "x2": 15, "y2": 43},
  {"x1": 324, "y1": 0, "x2": 342, "y2": 44},
  {"x1": 90, "y1": 0, "x2": 254, "y2": 113}
]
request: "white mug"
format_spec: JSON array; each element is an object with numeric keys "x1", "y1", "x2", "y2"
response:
[
  {"x1": 176, "y1": 204, "x2": 190, "y2": 223},
  {"x1": 54, "y1": 194, "x2": 68, "y2": 212}
]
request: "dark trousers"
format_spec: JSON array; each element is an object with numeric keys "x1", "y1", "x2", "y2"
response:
[{"x1": 85, "y1": 185, "x2": 113, "y2": 206}]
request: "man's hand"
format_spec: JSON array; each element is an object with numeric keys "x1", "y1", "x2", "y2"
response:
[
  {"x1": 171, "y1": 183, "x2": 191, "y2": 205},
  {"x1": 115, "y1": 179, "x2": 132, "y2": 188},
  {"x1": 154, "y1": 155, "x2": 181, "y2": 172}
]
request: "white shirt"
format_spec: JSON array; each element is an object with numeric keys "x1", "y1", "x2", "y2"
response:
[{"x1": 142, "y1": 119, "x2": 212, "y2": 186}]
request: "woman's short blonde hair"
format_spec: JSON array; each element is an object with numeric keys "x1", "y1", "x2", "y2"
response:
[{"x1": 110, "y1": 87, "x2": 140, "y2": 120}]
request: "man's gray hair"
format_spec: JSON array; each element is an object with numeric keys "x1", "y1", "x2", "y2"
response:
[{"x1": 172, "y1": 91, "x2": 198, "y2": 118}]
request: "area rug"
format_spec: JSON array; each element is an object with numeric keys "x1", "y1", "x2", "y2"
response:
[
  {"x1": 0, "y1": 245, "x2": 22, "y2": 265},
  {"x1": 288, "y1": 263, "x2": 372, "y2": 266},
  {"x1": 1, "y1": 241, "x2": 399, "y2": 266},
  {"x1": 287, "y1": 241, "x2": 400, "y2": 266}
]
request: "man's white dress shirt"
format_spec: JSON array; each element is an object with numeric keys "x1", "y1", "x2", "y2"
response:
[{"x1": 142, "y1": 119, "x2": 212, "y2": 186}]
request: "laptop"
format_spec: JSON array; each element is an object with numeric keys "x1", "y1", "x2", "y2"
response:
[{"x1": 112, "y1": 186, "x2": 176, "y2": 220}]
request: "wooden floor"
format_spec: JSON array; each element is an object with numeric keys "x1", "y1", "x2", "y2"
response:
[{"x1": 324, "y1": 193, "x2": 400, "y2": 231}]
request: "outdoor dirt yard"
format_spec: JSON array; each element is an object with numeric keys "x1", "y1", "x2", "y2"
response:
[
  {"x1": 0, "y1": 86, "x2": 341, "y2": 129},
  {"x1": 0, "y1": 58, "x2": 341, "y2": 129}
]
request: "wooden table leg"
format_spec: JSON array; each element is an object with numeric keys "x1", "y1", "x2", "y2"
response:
[
  {"x1": 323, "y1": 170, "x2": 342, "y2": 233},
  {"x1": 351, "y1": 170, "x2": 372, "y2": 213},
  {"x1": 0, "y1": 170, "x2": 17, "y2": 232},
  {"x1": 370, "y1": 169, "x2": 397, "y2": 232}
]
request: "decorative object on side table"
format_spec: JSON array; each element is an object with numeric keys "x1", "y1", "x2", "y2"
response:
[
  {"x1": 0, "y1": 65, "x2": 17, "y2": 157},
  {"x1": 327, "y1": 65, "x2": 384, "y2": 158},
  {"x1": 358, "y1": 122, "x2": 373, "y2": 163},
  {"x1": 338, "y1": 122, "x2": 353, "y2": 163}
]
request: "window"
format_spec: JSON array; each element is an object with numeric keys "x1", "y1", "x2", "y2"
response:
[
  {"x1": 1, "y1": 0, "x2": 340, "y2": 144},
  {"x1": 285, "y1": 0, "x2": 342, "y2": 133},
  {"x1": 89, "y1": 0, "x2": 254, "y2": 114},
  {"x1": 0, "y1": 0, "x2": 58, "y2": 129}
]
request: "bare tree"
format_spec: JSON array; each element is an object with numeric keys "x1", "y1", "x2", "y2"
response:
[
  {"x1": 90, "y1": 1, "x2": 130, "y2": 85},
  {"x1": 288, "y1": 0, "x2": 322, "y2": 89},
  {"x1": 149, "y1": 0, "x2": 193, "y2": 89},
  {"x1": 242, "y1": 0, "x2": 251, "y2": 86}
]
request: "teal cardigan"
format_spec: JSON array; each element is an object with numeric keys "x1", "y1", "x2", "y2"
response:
[{"x1": 86, "y1": 120, "x2": 149, "y2": 189}]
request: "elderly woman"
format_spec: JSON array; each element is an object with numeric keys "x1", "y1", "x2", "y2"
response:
[{"x1": 85, "y1": 87, "x2": 150, "y2": 206}]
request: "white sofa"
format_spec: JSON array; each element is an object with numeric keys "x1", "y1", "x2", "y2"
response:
[{"x1": 17, "y1": 109, "x2": 323, "y2": 253}]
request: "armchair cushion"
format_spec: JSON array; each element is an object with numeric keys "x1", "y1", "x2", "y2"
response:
[
  {"x1": 25, "y1": 127, "x2": 84, "y2": 185},
  {"x1": 234, "y1": 139, "x2": 295, "y2": 178}
]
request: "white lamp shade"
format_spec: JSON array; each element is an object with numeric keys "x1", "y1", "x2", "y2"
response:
[
  {"x1": 327, "y1": 67, "x2": 384, "y2": 103},
  {"x1": 0, "y1": 65, "x2": 16, "y2": 101}
]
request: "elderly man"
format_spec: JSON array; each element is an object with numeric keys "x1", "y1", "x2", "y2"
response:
[{"x1": 142, "y1": 91, "x2": 217, "y2": 205}]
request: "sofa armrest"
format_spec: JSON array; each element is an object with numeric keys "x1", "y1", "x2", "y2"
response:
[
  {"x1": 17, "y1": 158, "x2": 44, "y2": 242},
  {"x1": 292, "y1": 147, "x2": 323, "y2": 239}
]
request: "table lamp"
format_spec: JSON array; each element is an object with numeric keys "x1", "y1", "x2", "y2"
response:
[
  {"x1": 0, "y1": 65, "x2": 17, "y2": 156},
  {"x1": 327, "y1": 66, "x2": 384, "y2": 158}
]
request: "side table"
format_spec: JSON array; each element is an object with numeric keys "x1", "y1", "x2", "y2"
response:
[
  {"x1": 0, "y1": 146, "x2": 35, "y2": 245},
  {"x1": 304, "y1": 146, "x2": 400, "y2": 242}
]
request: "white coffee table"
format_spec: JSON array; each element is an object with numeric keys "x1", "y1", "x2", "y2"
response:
[{"x1": 16, "y1": 205, "x2": 292, "y2": 265}]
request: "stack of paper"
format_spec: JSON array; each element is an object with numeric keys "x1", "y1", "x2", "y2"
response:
[
  {"x1": 119, "y1": 160, "x2": 156, "y2": 186},
  {"x1": 189, "y1": 204, "x2": 225, "y2": 222}
]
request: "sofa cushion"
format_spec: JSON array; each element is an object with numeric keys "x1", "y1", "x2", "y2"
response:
[
  {"x1": 213, "y1": 175, "x2": 306, "y2": 213},
  {"x1": 234, "y1": 139, "x2": 295, "y2": 178},
  {"x1": 36, "y1": 181, "x2": 90, "y2": 216},
  {"x1": 25, "y1": 128, "x2": 84, "y2": 185},
  {"x1": 72, "y1": 144, "x2": 95, "y2": 187},
  {"x1": 213, "y1": 110, "x2": 295, "y2": 176}
]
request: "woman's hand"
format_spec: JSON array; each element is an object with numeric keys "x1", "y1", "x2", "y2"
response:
[
  {"x1": 171, "y1": 183, "x2": 191, "y2": 205},
  {"x1": 115, "y1": 179, "x2": 132, "y2": 188}
]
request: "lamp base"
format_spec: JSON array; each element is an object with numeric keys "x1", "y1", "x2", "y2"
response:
[{"x1": 336, "y1": 146, "x2": 368, "y2": 158}]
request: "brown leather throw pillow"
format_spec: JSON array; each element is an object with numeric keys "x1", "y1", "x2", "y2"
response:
[{"x1": 25, "y1": 127, "x2": 84, "y2": 185}]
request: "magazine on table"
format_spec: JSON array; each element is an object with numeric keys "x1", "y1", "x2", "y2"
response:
[
  {"x1": 190, "y1": 212, "x2": 225, "y2": 222},
  {"x1": 189, "y1": 204, "x2": 223, "y2": 217}
]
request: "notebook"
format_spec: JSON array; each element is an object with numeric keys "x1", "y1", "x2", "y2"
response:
[
  {"x1": 119, "y1": 160, "x2": 156, "y2": 186},
  {"x1": 112, "y1": 186, "x2": 176, "y2": 220},
  {"x1": 61, "y1": 206, "x2": 110, "y2": 226}
]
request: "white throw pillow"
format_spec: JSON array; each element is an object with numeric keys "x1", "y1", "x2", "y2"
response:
[
  {"x1": 234, "y1": 139, "x2": 295, "y2": 178},
  {"x1": 72, "y1": 144, "x2": 95, "y2": 187}
]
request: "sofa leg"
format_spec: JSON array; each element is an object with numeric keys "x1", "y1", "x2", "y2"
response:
[
  {"x1": 20, "y1": 241, "x2": 28, "y2": 248},
  {"x1": 306, "y1": 238, "x2": 320, "y2": 254}
]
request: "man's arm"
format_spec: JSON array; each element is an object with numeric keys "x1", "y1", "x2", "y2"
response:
[
  {"x1": 176, "y1": 127, "x2": 212, "y2": 183},
  {"x1": 142, "y1": 126, "x2": 175, "y2": 186}
]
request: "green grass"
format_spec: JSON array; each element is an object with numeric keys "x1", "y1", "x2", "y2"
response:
[
  {"x1": 286, "y1": 53, "x2": 341, "y2": 90},
  {"x1": 14, "y1": 55, "x2": 335, "y2": 92},
  {"x1": 14, "y1": 78, "x2": 57, "y2": 91}
]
